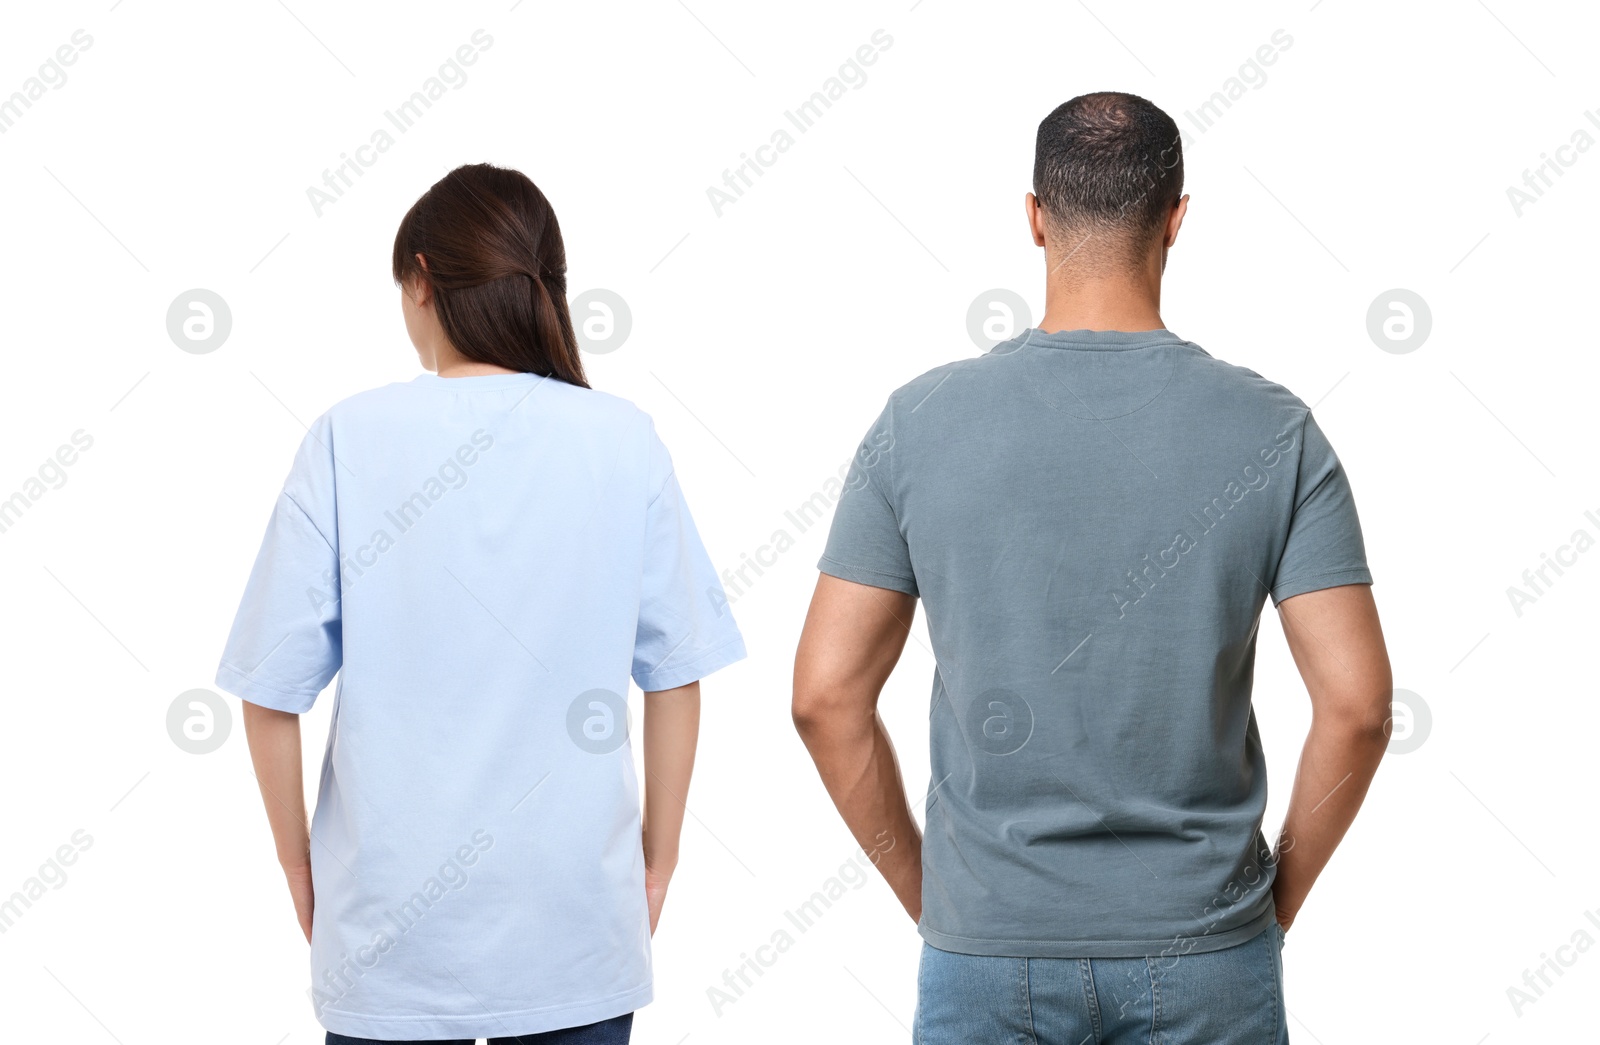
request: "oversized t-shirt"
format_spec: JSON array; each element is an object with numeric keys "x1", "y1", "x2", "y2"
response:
[
  {"x1": 818, "y1": 327, "x2": 1372, "y2": 959},
  {"x1": 215, "y1": 370, "x2": 746, "y2": 1039}
]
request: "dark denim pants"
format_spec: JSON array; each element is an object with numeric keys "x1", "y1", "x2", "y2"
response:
[{"x1": 326, "y1": 1011, "x2": 632, "y2": 1045}]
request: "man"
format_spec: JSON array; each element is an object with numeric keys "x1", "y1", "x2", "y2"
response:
[{"x1": 792, "y1": 92, "x2": 1391, "y2": 1043}]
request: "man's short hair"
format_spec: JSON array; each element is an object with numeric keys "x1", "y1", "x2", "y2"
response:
[{"x1": 1033, "y1": 92, "x2": 1184, "y2": 256}]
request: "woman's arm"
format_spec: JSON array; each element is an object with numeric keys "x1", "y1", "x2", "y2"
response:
[
  {"x1": 242, "y1": 701, "x2": 315, "y2": 943},
  {"x1": 640, "y1": 680, "x2": 701, "y2": 934}
]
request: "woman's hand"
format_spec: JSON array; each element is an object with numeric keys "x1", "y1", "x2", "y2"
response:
[
  {"x1": 644, "y1": 858, "x2": 674, "y2": 935},
  {"x1": 284, "y1": 862, "x2": 315, "y2": 943}
]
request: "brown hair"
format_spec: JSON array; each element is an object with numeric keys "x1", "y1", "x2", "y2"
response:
[{"x1": 392, "y1": 163, "x2": 589, "y2": 387}]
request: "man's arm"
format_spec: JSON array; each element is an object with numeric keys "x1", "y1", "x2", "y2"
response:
[
  {"x1": 1271, "y1": 583, "x2": 1392, "y2": 932},
  {"x1": 241, "y1": 700, "x2": 315, "y2": 943},
  {"x1": 641, "y1": 680, "x2": 701, "y2": 935},
  {"x1": 792, "y1": 573, "x2": 923, "y2": 922}
]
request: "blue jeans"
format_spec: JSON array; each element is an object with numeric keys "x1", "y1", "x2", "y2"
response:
[
  {"x1": 326, "y1": 1012, "x2": 632, "y2": 1045},
  {"x1": 914, "y1": 924, "x2": 1288, "y2": 1044}
]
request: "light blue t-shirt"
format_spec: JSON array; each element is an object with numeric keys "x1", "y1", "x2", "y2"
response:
[{"x1": 215, "y1": 370, "x2": 746, "y2": 1039}]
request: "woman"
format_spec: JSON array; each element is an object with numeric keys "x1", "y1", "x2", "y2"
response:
[{"x1": 215, "y1": 163, "x2": 745, "y2": 1043}]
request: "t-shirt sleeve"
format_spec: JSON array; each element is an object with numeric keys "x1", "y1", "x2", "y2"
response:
[
  {"x1": 1269, "y1": 410, "x2": 1373, "y2": 606},
  {"x1": 631, "y1": 422, "x2": 747, "y2": 692},
  {"x1": 817, "y1": 401, "x2": 918, "y2": 596},
  {"x1": 214, "y1": 416, "x2": 343, "y2": 713}
]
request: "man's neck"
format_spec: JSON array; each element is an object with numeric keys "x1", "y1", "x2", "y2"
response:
[{"x1": 1036, "y1": 255, "x2": 1166, "y2": 334}]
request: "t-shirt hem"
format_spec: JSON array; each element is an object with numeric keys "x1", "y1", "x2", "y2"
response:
[
  {"x1": 317, "y1": 980, "x2": 651, "y2": 1039},
  {"x1": 1270, "y1": 567, "x2": 1373, "y2": 607},
  {"x1": 816, "y1": 555, "x2": 919, "y2": 597},
  {"x1": 634, "y1": 634, "x2": 747, "y2": 692},
  {"x1": 918, "y1": 908, "x2": 1276, "y2": 959},
  {"x1": 214, "y1": 662, "x2": 318, "y2": 714}
]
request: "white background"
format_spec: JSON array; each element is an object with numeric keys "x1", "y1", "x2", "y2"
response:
[{"x1": 1, "y1": 0, "x2": 1596, "y2": 1041}]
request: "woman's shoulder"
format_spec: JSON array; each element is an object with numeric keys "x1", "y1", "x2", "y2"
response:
[{"x1": 319, "y1": 374, "x2": 646, "y2": 420}]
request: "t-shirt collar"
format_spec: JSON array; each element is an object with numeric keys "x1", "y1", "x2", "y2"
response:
[{"x1": 1007, "y1": 327, "x2": 1185, "y2": 352}]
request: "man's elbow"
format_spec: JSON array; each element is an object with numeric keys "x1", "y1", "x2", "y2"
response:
[
  {"x1": 791, "y1": 674, "x2": 869, "y2": 741},
  {"x1": 791, "y1": 682, "x2": 833, "y2": 737},
  {"x1": 1314, "y1": 680, "x2": 1394, "y2": 745}
]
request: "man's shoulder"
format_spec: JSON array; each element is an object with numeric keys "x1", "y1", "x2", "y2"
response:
[
  {"x1": 1173, "y1": 337, "x2": 1313, "y2": 417},
  {"x1": 875, "y1": 335, "x2": 1312, "y2": 416},
  {"x1": 878, "y1": 352, "x2": 1007, "y2": 419}
]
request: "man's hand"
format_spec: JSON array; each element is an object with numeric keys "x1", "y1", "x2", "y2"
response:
[{"x1": 283, "y1": 862, "x2": 314, "y2": 943}]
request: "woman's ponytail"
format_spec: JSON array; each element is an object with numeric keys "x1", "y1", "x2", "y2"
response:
[{"x1": 527, "y1": 268, "x2": 585, "y2": 388}]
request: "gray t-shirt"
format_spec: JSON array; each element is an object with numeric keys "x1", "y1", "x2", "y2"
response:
[{"x1": 818, "y1": 326, "x2": 1372, "y2": 959}]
